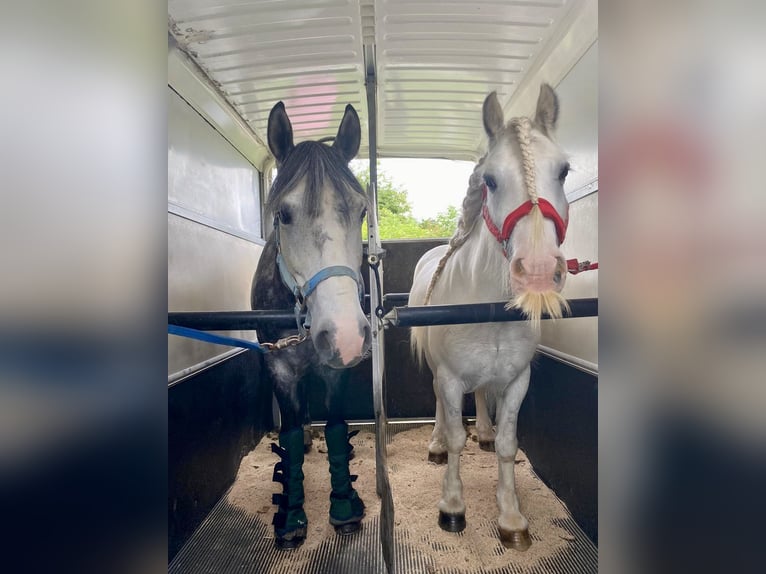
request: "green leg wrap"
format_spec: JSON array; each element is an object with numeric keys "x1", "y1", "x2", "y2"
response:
[
  {"x1": 271, "y1": 428, "x2": 308, "y2": 548},
  {"x1": 325, "y1": 422, "x2": 365, "y2": 527}
]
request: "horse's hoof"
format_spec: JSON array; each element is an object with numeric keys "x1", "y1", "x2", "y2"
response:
[
  {"x1": 428, "y1": 451, "x2": 448, "y2": 465},
  {"x1": 303, "y1": 429, "x2": 312, "y2": 453},
  {"x1": 499, "y1": 527, "x2": 532, "y2": 551},
  {"x1": 479, "y1": 440, "x2": 495, "y2": 452},
  {"x1": 334, "y1": 521, "x2": 362, "y2": 536},
  {"x1": 438, "y1": 511, "x2": 466, "y2": 533},
  {"x1": 275, "y1": 532, "x2": 306, "y2": 550}
]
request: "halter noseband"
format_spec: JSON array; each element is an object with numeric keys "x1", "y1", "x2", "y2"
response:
[
  {"x1": 273, "y1": 215, "x2": 364, "y2": 336},
  {"x1": 481, "y1": 184, "x2": 568, "y2": 257}
]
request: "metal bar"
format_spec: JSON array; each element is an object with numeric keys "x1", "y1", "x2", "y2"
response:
[
  {"x1": 168, "y1": 310, "x2": 301, "y2": 330},
  {"x1": 385, "y1": 298, "x2": 598, "y2": 328},
  {"x1": 168, "y1": 298, "x2": 598, "y2": 331},
  {"x1": 168, "y1": 294, "x2": 404, "y2": 330},
  {"x1": 364, "y1": 42, "x2": 395, "y2": 574}
]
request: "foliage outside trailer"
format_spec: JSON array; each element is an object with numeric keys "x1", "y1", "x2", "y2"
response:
[{"x1": 354, "y1": 164, "x2": 459, "y2": 240}]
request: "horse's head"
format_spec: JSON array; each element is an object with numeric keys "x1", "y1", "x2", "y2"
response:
[
  {"x1": 266, "y1": 102, "x2": 371, "y2": 368},
  {"x1": 479, "y1": 85, "x2": 571, "y2": 324}
]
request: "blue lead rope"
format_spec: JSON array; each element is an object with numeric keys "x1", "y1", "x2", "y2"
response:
[{"x1": 168, "y1": 324, "x2": 269, "y2": 353}]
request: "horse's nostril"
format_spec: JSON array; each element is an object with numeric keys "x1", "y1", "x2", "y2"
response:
[
  {"x1": 553, "y1": 269, "x2": 562, "y2": 284},
  {"x1": 513, "y1": 259, "x2": 525, "y2": 277},
  {"x1": 314, "y1": 329, "x2": 333, "y2": 355}
]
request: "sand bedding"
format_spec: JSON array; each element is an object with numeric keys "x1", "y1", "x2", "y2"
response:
[{"x1": 228, "y1": 424, "x2": 577, "y2": 573}]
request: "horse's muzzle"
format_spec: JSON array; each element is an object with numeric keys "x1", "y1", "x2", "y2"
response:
[
  {"x1": 313, "y1": 319, "x2": 372, "y2": 368},
  {"x1": 510, "y1": 254, "x2": 567, "y2": 294}
]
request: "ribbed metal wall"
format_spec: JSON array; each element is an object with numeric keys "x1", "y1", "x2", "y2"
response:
[{"x1": 168, "y1": 0, "x2": 588, "y2": 162}]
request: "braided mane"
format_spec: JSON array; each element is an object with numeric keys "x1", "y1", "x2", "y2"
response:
[
  {"x1": 423, "y1": 117, "x2": 537, "y2": 305},
  {"x1": 421, "y1": 155, "x2": 486, "y2": 305}
]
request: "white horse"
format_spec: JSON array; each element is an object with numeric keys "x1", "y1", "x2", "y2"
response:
[{"x1": 409, "y1": 85, "x2": 571, "y2": 550}]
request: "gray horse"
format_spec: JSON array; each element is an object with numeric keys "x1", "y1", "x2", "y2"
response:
[{"x1": 251, "y1": 101, "x2": 371, "y2": 549}]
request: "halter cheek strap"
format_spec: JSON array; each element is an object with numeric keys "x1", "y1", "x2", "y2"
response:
[
  {"x1": 274, "y1": 216, "x2": 364, "y2": 336},
  {"x1": 481, "y1": 183, "x2": 568, "y2": 257}
]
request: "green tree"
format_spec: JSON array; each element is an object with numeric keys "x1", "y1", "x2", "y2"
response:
[
  {"x1": 355, "y1": 167, "x2": 413, "y2": 217},
  {"x1": 420, "y1": 205, "x2": 460, "y2": 238},
  {"x1": 353, "y1": 164, "x2": 460, "y2": 240}
]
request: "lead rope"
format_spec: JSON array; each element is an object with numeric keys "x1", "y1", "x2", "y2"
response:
[{"x1": 167, "y1": 323, "x2": 308, "y2": 353}]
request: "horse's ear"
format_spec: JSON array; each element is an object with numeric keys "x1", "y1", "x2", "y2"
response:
[
  {"x1": 333, "y1": 104, "x2": 361, "y2": 162},
  {"x1": 534, "y1": 83, "x2": 559, "y2": 135},
  {"x1": 267, "y1": 101, "x2": 294, "y2": 167},
  {"x1": 482, "y1": 91, "x2": 505, "y2": 140}
]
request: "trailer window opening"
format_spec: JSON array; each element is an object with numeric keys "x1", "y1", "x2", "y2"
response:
[{"x1": 349, "y1": 158, "x2": 474, "y2": 241}]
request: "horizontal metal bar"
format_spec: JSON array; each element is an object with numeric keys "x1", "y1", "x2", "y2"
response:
[
  {"x1": 168, "y1": 310, "x2": 302, "y2": 330},
  {"x1": 384, "y1": 298, "x2": 598, "y2": 328},
  {"x1": 168, "y1": 297, "x2": 597, "y2": 331}
]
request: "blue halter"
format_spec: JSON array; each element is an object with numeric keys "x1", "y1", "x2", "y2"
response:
[{"x1": 273, "y1": 216, "x2": 364, "y2": 336}]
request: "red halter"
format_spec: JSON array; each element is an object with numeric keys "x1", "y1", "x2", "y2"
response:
[{"x1": 481, "y1": 184, "x2": 568, "y2": 257}]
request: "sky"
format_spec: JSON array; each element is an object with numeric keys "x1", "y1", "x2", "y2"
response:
[{"x1": 350, "y1": 158, "x2": 475, "y2": 220}]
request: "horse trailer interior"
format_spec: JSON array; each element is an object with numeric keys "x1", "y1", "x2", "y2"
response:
[{"x1": 168, "y1": 1, "x2": 598, "y2": 572}]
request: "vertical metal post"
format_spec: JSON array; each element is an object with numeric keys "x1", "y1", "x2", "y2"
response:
[{"x1": 364, "y1": 43, "x2": 395, "y2": 574}]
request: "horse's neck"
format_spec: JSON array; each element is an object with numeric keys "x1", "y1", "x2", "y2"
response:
[
  {"x1": 438, "y1": 225, "x2": 510, "y2": 304},
  {"x1": 252, "y1": 235, "x2": 295, "y2": 321}
]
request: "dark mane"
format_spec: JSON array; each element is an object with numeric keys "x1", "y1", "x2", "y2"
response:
[{"x1": 266, "y1": 140, "x2": 366, "y2": 219}]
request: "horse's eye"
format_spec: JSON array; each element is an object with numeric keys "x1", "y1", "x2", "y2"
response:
[
  {"x1": 360, "y1": 208, "x2": 367, "y2": 223},
  {"x1": 558, "y1": 163, "x2": 570, "y2": 184},
  {"x1": 279, "y1": 206, "x2": 293, "y2": 225},
  {"x1": 483, "y1": 174, "x2": 497, "y2": 192}
]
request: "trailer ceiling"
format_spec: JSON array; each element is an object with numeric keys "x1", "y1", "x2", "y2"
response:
[{"x1": 169, "y1": 0, "x2": 596, "y2": 164}]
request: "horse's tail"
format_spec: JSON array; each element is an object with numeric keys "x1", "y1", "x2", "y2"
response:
[{"x1": 410, "y1": 325, "x2": 428, "y2": 370}]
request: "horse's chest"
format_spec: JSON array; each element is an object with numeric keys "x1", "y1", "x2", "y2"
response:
[{"x1": 432, "y1": 324, "x2": 536, "y2": 385}]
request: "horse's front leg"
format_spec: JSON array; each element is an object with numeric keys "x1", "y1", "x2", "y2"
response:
[
  {"x1": 321, "y1": 367, "x2": 365, "y2": 535},
  {"x1": 494, "y1": 366, "x2": 532, "y2": 551},
  {"x1": 436, "y1": 371, "x2": 467, "y2": 532},
  {"x1": 268, "y1": 354, "x2": 310, "y2": 550},
  {"x1": 301, "y1": 382, "x2": 313, "y2": 452},
  {"x1": 475, "y1": 388, "x2": 496, "y2": 451},
  {"x1": 428, "y1": 378, "x2": 448, "y2": 464}
]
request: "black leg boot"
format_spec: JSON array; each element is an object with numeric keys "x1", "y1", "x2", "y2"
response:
[
  {"x1": 325, "y1": 422, "x2": 365, "y2": 535},
  {"x1": 271, "y1": 428, "x2": 308, "y2": 549}
]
